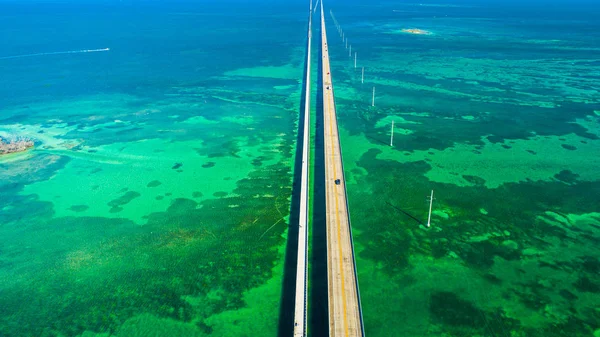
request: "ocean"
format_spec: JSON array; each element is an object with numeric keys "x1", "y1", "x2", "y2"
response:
[
  {"x1": 1, "y1": 1, "x2": 305, "y2": 336},
  {"x1": 327, "y1": 0, "x2": 600, "y2": 336},
  {"x1": 1, "y1": 0, "x2": 599, "y2": 336}
]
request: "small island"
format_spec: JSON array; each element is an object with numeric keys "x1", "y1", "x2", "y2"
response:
[
  {"x1": 401, "y1": 28, "x2": 432, "y2": 35},
  {"x1": 0, "y1": 136, "x2": 34, "y2": 155}
]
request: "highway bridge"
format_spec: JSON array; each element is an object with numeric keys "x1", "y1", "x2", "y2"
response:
[{"x1": 292, "y1": 0, "x2": 364, "y2": 336}]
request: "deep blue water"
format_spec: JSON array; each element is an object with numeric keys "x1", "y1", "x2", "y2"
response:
[{"x1": 0, "y1": 0, "x2": 307, "y2": 109}]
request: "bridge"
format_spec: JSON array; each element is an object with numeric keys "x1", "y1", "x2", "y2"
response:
[
  {"x1": 319, "y1": 0, "x2": 364, "y2": 335},
  {"x1": 293, "y1": 0, "x2": 313, "y2": 335},
  {"x1": 292, "y1": 0, "x2": 364, "y2": 336}
]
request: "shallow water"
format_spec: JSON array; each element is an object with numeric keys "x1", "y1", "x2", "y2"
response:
[
  {"x1": 326, "y1": 0, "x2": 600, "y2": 336},
  {"x1": 1, "y1": 0, "x2": 599, "y2": 336},
  {"x1": 0, "y1": 1, "x2": 306, "y2": 336}
]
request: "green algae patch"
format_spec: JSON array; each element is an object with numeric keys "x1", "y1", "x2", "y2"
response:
[
  {"x1": 430, "y1": 291, "x2": 486, "y2": 327},
  {"x1": 69, "y1": 205, "x2": 89, "y2": 212},
  {"x1": 146, "y1": 180, "x2": 162, "y2": 188},
  {"x1": 201, "y1": 241, "x2": 286, "y2": 336},
  {"x1": 116, "y1": 314, "x2": 205, "y2": 337},
  {"x1": 379, "y1": 133, "x2": 600, "y2": 188},
  {"x1": 108, "y1": 191, "x2": 141, "y2": 208},
  {"x1": 553, "y1": 169, "x2": 579, "y2": 184}
]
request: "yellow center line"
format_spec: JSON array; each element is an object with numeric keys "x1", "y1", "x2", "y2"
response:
[
  {"x1": 330, "y1": 95, "x2": 349, "y2": 337},
  {"x1": 322, "y1": 26, "x2": 349, "y2": 336}
]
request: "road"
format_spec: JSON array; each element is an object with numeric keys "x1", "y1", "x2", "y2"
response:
[{"x1": 319, "y1": 0, "x2": 364, "y2": 336}]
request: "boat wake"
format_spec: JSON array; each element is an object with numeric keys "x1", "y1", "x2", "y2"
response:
[{"x1": 0, "y1": 48, "x2": 110, "y2": 60}]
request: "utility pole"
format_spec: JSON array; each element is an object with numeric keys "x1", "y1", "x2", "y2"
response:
[
  {"x1": 390, "y1": 120, "x2": 394, "y2": 147},
  {"x1": 427, "y1": 190, "x2": 434, "y2": 228},
  {"x1": 372, "y1": 87, "x2": 375, "y2": 107}
]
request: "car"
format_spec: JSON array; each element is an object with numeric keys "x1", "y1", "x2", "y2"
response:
[{"x1": 334, "y1": 179, "x2": 341, "y2": 185}]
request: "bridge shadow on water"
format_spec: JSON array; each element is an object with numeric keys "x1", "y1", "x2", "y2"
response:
[
  {"x1": 309, "y1": 14, "x2": 329, "y2": 336},
  {"x1": 278, "y1": 10, "x2": 328, "y2": 337}
]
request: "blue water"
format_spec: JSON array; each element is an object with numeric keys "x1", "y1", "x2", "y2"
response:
[
  {"x1": 1, "y1": 0, "x2": 600, "y2": 336},
  {"x1": 1, "y1": 1, "x2": 307, "y2": 336},
  {"x1": 0, "y1": 1, "x2": 306, "y2": 109}
]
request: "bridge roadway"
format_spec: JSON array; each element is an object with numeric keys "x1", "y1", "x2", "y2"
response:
[
  {"x1": 319, "y1": 0, "x2": 364, "y2": 336},
  {"x1": 293, "y1": 0, "x2": 312, "y2": 336}
]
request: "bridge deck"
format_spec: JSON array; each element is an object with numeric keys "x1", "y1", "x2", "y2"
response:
[
  {"x1": 319, "y1": 1, "x2": 363, "y2": 336},
  {"x1": 293, "y1": 1, "x2": 312, "y2": 336}
]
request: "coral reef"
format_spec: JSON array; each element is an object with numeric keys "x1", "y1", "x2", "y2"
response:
[{"x1": 0, "y1": 136, "x2": 34, "y2": 155}]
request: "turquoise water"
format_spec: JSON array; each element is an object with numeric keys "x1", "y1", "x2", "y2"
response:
[
  {"x1": 325, "y1": 0, "x2": 600, "y2": 336},
  {"x1": 1, "y1": 1, "x2": 306, "y2": 336},
  {"x1": 1, "y1": 0, "x2": 599, "y2": 336}
]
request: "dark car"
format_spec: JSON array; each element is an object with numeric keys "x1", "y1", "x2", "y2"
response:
[{"x1": 334, "y1": 179, "x2": 341, "y2": 185}]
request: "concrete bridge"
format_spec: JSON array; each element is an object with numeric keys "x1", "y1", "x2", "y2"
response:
[{"x1": 292, "y1": 0, "x2": 365, "y2": 336}]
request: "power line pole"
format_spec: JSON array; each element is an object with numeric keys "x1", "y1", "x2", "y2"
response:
[
  {"x1": 427, "y1": 190, "x2": 434, "y2": 228},
  {"x1": 390, "y1": 120, "x2": 394, "y2": 147},
  {"x1": 372, "y1": 87, "x2": 375, "y2": 107}
]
